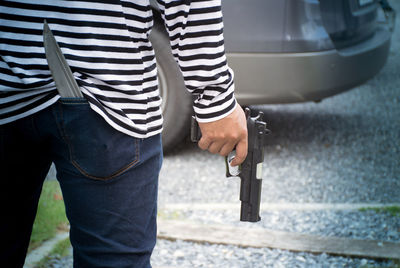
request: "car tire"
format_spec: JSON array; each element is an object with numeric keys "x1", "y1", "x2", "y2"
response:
[{"x1": 150, "y1": 22, "x2": 192, "y2": 153}]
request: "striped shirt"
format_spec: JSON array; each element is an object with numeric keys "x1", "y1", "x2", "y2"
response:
[{"x1": 0, "y1": 0, "x2": 236, "y2": 138}]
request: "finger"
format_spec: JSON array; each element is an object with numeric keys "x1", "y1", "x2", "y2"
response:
[
  {"x1": 198, "y1": 137, "x2": 211, "y2": 151},
  {"x1": 230, "y1": 138, "x2": 247, "y2": 166},
  {"x1": 207, "y1": 141, "x2": 225, "y2": 154},
  {"x1": 218, "y1": 142, "x2": 236, "y2": 157}
]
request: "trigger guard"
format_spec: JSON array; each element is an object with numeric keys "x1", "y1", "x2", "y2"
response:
[{"x1": 225, "y1": 152, "x2": 241, "y2": 177}]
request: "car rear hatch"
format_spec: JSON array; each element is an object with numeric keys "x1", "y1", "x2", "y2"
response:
[{"x1": 319, "y1": 0, "x2": 388, "y2": 49}]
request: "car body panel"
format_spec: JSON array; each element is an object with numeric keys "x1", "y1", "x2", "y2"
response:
[
  {"x1": 222, "y1": 0, "x2": 335, "y2": 53},
  {"x1": 319, "y1": 0, "x2": 379, "y2": 49},
  {"x1": 150, "y1": 0, "x2": 394, "y2": 104},
  {"x1": 221, "y1": 0, "x2": 393, "y2": 104},
  {"x1": 230, "y1": 26, "x2": 391, "y2": 105}
]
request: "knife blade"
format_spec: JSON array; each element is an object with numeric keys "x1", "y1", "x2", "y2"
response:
[{"x1": 43, "y1": 20, "x2": 83, "y2": 98}]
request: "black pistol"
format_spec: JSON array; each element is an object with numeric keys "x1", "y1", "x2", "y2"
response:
[{"x1": 191, "y1": 108, "x2": 270, "y2": 222}]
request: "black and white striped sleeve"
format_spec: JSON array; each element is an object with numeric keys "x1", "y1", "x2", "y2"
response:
[{"x1": 156, "y1": 0, "x2": 237, "y2": 122}]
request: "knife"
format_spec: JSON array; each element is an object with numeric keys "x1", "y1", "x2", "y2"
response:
[{"x1": 43, "y1": 20, "x2": 83, "y2": 98}]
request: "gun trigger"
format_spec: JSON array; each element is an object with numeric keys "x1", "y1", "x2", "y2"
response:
[{"x1": 225, "y1": 152, "x2": 241, "y2": 178}]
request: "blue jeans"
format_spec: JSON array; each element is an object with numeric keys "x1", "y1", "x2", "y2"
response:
[{"x1": 0, "y1": 99, "x2": 162, "y2": 268}]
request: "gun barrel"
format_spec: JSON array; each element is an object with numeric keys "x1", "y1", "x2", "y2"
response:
[{"x1": 191, "y1": 116, "x2": 202, "y2": 142}]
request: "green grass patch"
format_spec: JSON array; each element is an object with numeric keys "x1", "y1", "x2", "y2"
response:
[
  {"x1": 359, "y1": 206, "x2": 400, "y2": 217},
  {"x1": 28, "y1": 181, "x2": 69, "y2": 252},
  {"x1": 50, "y1": 237, "x2": 71, "y2": 257}
]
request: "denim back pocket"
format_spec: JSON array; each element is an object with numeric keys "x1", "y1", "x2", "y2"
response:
[{"x1": 57, "y1": 99, "x2": 140, "y2": 180}]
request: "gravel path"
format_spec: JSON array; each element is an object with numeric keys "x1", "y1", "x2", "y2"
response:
[
  {"x1": 40, "y1": 2, "x2": 400, "y2": 267},
  {"x1": 151, "y1": 240, "x2": 389, "y2": 268}
]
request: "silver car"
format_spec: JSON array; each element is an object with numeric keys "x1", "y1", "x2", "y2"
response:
[{"x1": 149, "y1": 0, "x2": 396, "y2": 152}]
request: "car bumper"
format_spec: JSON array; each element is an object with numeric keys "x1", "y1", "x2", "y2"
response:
[{"x1": 229, "y1": 26, "x2": 392, "y2": 105}]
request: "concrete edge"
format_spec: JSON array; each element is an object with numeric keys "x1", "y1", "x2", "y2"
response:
[
  {"x1": 24, "y1": 232, "x2": 70, "y2": 268},
  {"x1": 159, "y1": 203, "x2": 400, "y2": 211},
  {"x1": 157, "y1": 219, "x2": 400, "y2": 260}
]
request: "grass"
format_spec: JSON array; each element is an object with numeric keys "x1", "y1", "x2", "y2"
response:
[
  {"x1": 50, "y1": 237, "x2": 71, "y2": 256},
  {"x1": 28, "y1": 180, "x2": 69, "y2": 252},
  {"x1": 359, "y1": 206, "x2": 400, "y2": 217}
]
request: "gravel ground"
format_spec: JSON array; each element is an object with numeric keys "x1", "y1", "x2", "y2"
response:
[
  {"x1": 40, "y1": 2, "x2": 400, "y2": 267},
  {"x1": 151, "y1": 240, "x2": 388, "y2": 268}
]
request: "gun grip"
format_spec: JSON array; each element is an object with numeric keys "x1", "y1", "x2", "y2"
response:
[{"x1": 191, "y1": 116, "x2": 202, "y2": 142}]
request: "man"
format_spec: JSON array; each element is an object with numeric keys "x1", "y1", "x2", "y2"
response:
[{"x1": 0, "y1": 0, "x2": 247, "y2": 267}]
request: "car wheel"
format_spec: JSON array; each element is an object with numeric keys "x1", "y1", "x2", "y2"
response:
[{"x1": 150, "y1": 22, "x2": 192, "y2": 153}]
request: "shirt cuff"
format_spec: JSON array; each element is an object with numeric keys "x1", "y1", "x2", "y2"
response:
[{"x1": 193, "y1": 83, "x2": 237, "y2": 123}]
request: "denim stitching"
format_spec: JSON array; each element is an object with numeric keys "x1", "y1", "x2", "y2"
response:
[
  {"x1": 53, "y1": 102, "x2": 77, "y2": 169},
  {"x1": 53, "y1": 102, "x2": 67, "y2": 146},
  {"x1": 71, "y1": 138, "x2": 140, "y2": 181},
  {"x1": 55, "y1": 100, "x2": 140, "y2": 181}
]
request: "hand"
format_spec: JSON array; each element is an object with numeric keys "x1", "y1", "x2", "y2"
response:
[{"x1": 198, "y1": 105, "x2": 248, "y2": 166}]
